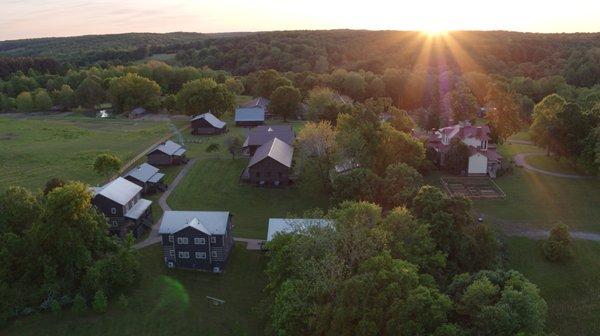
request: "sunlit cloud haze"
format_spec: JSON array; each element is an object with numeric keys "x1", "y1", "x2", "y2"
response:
[{"x1": 2, "y1": 0, "x2": 600, "y2": 40}]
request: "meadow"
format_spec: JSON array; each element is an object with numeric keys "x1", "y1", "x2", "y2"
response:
[{"x1": 0, "y1": 114, "x2": 177, "y2": 191}]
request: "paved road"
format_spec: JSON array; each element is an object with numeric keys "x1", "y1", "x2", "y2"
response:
[
  {"x1": 514, "y1": 152, "x2": 594, "y2": 179},
  {"x1": 133, "y1": 158, "x2": 198, "y2": 249},
  {"x1": 503, "y1": 228, "x2": 600, "y2": 241}
]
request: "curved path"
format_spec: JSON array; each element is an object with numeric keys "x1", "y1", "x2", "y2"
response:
[
  {"x1": 133, "y1": 158, "x2": 264, "y2": 250},
  {"x1": 514, "y1": 152, "x2": 594, "y2": 179}
]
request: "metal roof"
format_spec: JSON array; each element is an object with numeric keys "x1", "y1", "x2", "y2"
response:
[
  {"x1": 147, "y1": 172, "x2": 165, "y2": 183},
  {"x1": 248, "y1": 137, "x2": 293, "y2": 168},
  {"x1": 243, "y1": 125, "x2": 295, "y2": 147},
  {"x1": 95, "y1": 177, "x2": 142, "y2": 205},
  {"x1": 150, "y1": 140, "x2": 185, "y2": 156},
  {"x1": 159, "y1": 211, "x2": 230, "y2": 235},
  {"x1": 124, "y1": 199, "x2": 152, "y2": 220},
  {"x1": 125, "y1": 163, "x2": 161, "y2": 183},
  {"x1": 235, "y1": 107, "x2": 265, "y2": 122},
  {"x1": 191, "y1": 112, "x2": 226, "y2": 129},
  {"x1": 267, "y1": 218, "x2": 333, "y2": 241}
]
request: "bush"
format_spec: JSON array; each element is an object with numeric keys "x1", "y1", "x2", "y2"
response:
[
  {"x1": 117, "y1": 294, "x2": 129, "y2": 309},
  {"x1": 49, "y1": 299, "x2": 61, "y2": 314},
  {"x1": 206, "y1": 143, "x2": 220, "y2": 153},
  {"x1": 92, "y1": 290, "x2": 108, "y2": 314},
  {"x1": 542, "y1": 223, "x2": 572, "y2": 262},
  {"x1": 72, "y1": 294, "x2": 87, "y2": 314}
]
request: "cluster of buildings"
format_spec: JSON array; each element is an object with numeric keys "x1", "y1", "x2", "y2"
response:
[{"x1": 427, "y1": 121, "x2": 503, "y2": 178}]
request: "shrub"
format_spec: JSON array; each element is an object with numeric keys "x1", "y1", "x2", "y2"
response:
[
  {"x1": 117, "y1": 294, "x2": 129, "y2": 309},
  {"x1": 542, "y1": 223, "x2": 572, "y2": 262},
  {"x1": 92, "y1": 290, "x2": 108, "y2": 314},
  {"x1": 49, "y1": 299, "x2": 61, "y2": 314},
  {"x1": 206, "y1": 143, "x2": 220, "y2": 153},
  {"x1": 72, "y1": 294, "x2": 87, "y2": 314}
]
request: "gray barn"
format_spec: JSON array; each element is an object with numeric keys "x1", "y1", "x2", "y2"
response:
[
  {"x1": 241, "y1": 137, "x2": 293, "y2": 187},
  {"x1": 190, "y1": 112, "x2": 227, "y2": 135},
  {"x1": 123, "y1": 163, "x2": 166, "y2": 194},
  {"x1": 147, "y1": 140, "x2": 188, "y2": 166}
]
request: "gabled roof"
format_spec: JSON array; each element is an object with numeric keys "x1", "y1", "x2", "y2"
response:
[
  {"x1": 240, "y1": 97, "x2": 270, "y2": 109},
  {"x1": 267, "y1": 218, "x2": 334, "y2": 241},
  {"x1": 248, "y1": 138, "x2": 294, "y2": 168},
  {"x1": 159, "y1": 211, "x2": 230, "y2": 235},
  {"x1": 125, "y1": 163, "x2": 161, "y2": 183},
  {"x1": 93, "y1": 177, "x2": 141, "y2": 205},
  {"x1": 124, "y1": 199, "x2": 152, "y2": 219},
  {"x1": 191, "y1": 112, "x2": 226, "y2": 129},
  {"x1": 243, "y1": 125, "x2": 295, "y2": 148},
  {"x1": 235, "y1": 107, "x2": 266, "y2": 122},
  {"x1": 149, "y1": 140, "x2": 185, "y2": 156}
]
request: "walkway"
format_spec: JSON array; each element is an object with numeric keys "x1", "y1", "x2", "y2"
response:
[
  {"x1": 514, "y1": 152, "x2": 594, "y2": 179},
  {"x1": 133, "y1": 158, "x2": 266, "y2": 250},
  {"x1": 133, "y1": 158, "x2": 197, "y2": 249}
]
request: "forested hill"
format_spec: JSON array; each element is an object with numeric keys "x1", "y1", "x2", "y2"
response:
[{"x1": 2, "y1": 30, "x2": 600, "y2": 86}]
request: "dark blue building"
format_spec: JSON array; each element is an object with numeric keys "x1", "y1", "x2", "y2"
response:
[{"x1": 159, "y1": 211, "x2": 233, "y2": 272}]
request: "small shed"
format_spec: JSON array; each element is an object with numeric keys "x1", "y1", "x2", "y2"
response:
[
  {"x1": 235, "y1": 107, "x2": 265, "y2": 127},
  {"x1": 190, "y1": 112, "x2": 227, "y2": 135},
  {"x1": 123, "y1": 163, "x2": 166, "y2": 194}
]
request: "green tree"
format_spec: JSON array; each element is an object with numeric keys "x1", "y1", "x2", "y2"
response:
[
  {"x1": 72, "y1": 294, "x2": 87, "y2": 314},
  {"x1": 447, "y1": 84, "x2": 478, "y2": 122},
  {"x1": 176, "y1": 78, "x2": 234, "y2": 116},
  {"x1": 485, "y1": 83, "x2": 522, "y2": 141},
  {"x1": 254, "y1": 69, "x2": 292, "y2": 97},
  {"x1": 33, "y1": 88, "x2": 53, "y2": 110},
  {"x1": 16, "y1": 91, "x2": 34, "y2": 112},
  {"x1": 305, "y1": 87, "x2": 351, "y2": 122},
  {"x1": 93, "y1": 153, "x2": 122, "y2": 177},
  {"x1": 224, "y1": 136, "x2": 243, "y2": 159},
  {"x1": 76, "y1": 76, "x2": 105, "y2": 108},
  {"x1": 269, "y1": 85, "x2": 301, "y2": 121},
  {"x1": 375, "y1": 123, "x2": 425, "y2": 174},
  {"x1": 224, "y1": 77, "x2": 244, "y2": 95},
  {"x1": 542, "y1": 222, "x2": 572, "y2": 262},
  {"x1": 331, "y1": 168, "x2": 379, "y2": 203},
  {"x1": 295, "y1": 121, "x2": 337, "y2": 191},
  {"x1": 92, "y1": 289, "x2": 108, "y2": 314},
  {"x1": 530, "y1": 94, "x2": 566, "y2": 155},
  {"x1": 380, "y1": 163, "x2": 424, "y2": 208},
  {"x1": 0, "y1": 186, "x2": 41, "y2": 234},
  {"x1": 52, "y1": 84, "x2": 75, "y2": 108},
  {"x1": 108, "y1": 73, "x2": 161, "y2": 113},
  {"x1": 444, "y1": 138, "x2": 470, "y2": 175}
]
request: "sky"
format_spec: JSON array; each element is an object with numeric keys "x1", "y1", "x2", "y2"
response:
[{"x1": 2, "y1": 0, "x2": 600, "y2": 41}]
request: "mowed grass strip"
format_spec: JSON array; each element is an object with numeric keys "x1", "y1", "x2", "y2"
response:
[
  {"x1": 525, "y1": 154, "x2": 590, "y2": 176},
  {"x1": 0, "y1": 117, "x2": 172, "y2": 191},
  {"x1": 505, "y1": 237, "x2": 600, "y2": 336},
  {"x1": 168, "y1": 159, "x2": 330, "y2": 239},
  {"x1": 4, "y1": 243, "x2": 268, "y2": 336}
]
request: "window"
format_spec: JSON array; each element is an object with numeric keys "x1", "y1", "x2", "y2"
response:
[
  {"x1": 168, "y1": 235, "x2": 174, "y2": 242},
  {"x1": 194, "y1": 237, "x2": 206, "y2": 245},
  {"x1": 110, "y1": 207, "x2": 116, "y2": 214},
  {"x1": 212, "y1": 251, "x2": 218, "y2": 258},
  {"x1": 195, "y1": 252, "x2": 206, "y2": 259},
  {"x1": 169, "y1": 249, "x2": 175, "y2": 257},
  {"x1": 178, "y1": 251, "x2": 189, "y2": 259},
  {"x1": 177, "y1": 237, "x2": 188, "y2": 244},
  {"x1": 111, "y1": 221, "x2": 118, "y2": 227},
  {"x1": 210, "y1": 236, "x2": 217, "y2": 244}
]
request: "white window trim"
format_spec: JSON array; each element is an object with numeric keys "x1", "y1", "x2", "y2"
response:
[
  {"x1": 178, "y1": 251, "x2": 189, "y2": 259},
  {"x1": 169, "y1": 249, "x2": 175, "y2": 257},
  {"x1": 110, "y1": 207, "x2": 116, "y2": 214},
  {"x1": 177, "y1": 237, "x2": 189, "y2": 244},
  {"x1": 212, "y1": 251, "x2": 218, "y2": 258},
  {"x1": 168, "y1": 235, "x2": 174, "y2": 242},
  {"x1": 195, "y1": 252, "x2": 206, "y2": 259},
  {"x1": 210, "y1": 236, "x2": 216, "y2": 244},
  {"x1": 199, "y1": 237, "x2": 206, "y2": 245},
  {"x1": 194, "y1": 238, "x2": 201, "y2": 245}
]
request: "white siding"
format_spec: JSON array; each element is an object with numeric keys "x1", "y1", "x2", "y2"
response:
[
  {"x1": 468, "y1": 153, "x2": 488, "y2": 174},
  {"x1": 462, "y1": 137, "x2": 481, "y2": 147}
]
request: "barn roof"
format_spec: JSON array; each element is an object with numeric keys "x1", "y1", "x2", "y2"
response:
[
  {"x1": 248, "y1": 138, "x2": 293, "y2": 168},
  {"x1": 235, "y1": 107, "x2": 265, "y2": 122},
  {"x1": 191, "y1": 112, "x2": 226, "y2": 129},
  {"x1": 125, "y1": 163, "x2": 162, "y2": 183},
  {"x1": 243, "y1": 125, "x2": 295, "y2": 148},
  {"x1": 159, "y1": 211, "x2": 230, "y2": 235},
  {"x1": 267, "y1": 218, "x2": 333, "y2": 241},
  {"x1": 94, "y1": 177, "x2": 142, "y2": 205},
  {"x1": 124, "y1": 199, "x2": 152, "y2": 220},
  {"x1": 150, "y1": 140, "x2": 186, "y2": 156}
]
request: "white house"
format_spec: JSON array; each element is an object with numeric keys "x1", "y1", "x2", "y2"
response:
[{"x1": 428, "y1": 121, "x2": 503, "y2": 177}]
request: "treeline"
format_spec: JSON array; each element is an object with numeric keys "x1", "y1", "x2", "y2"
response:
[
  {"x1": 0, "y1": 57, "x2": 62, "y2": 78},
  {"x1": 0, "y1": 182, "x2": 140, "y2": 323}
]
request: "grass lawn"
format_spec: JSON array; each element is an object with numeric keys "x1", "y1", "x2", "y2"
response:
[
  {"x1": 505, "y1": 237, "x2": 600, "y2": 336},
  {"x1": 473, "y1": 141, "x2": 600, "y2": 232},
  {"x1": 525, "y1": 154, "x2": 589, "y2": 175},
  {"x1": 4, "y1": 243, "x2": 268, "y2": 336},
  {"x1": 0, "y1": 115, "x2": 173, "y2": 191},
  {"x1": 168, "y1": 159, "x2": 330, "y2": 239}
]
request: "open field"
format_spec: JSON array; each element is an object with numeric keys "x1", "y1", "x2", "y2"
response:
[
  {"x1": 473, "y1": 141, "x2": 600, "y2": 233},
  {"x1": 168, "y1": 159, "x2": 329, "y2": 239},
  {"x1": 4, "y1": 243, "x2": 267, "y2": 336},
  {"x1": 0, "y1": 115, "x2": 176, "y2": 191},
  {"x1": 505, "y1": 237, "x2": 600, "y2": 336},
  {"x1": 525, "y1": 154, "x2": 590, "y2": 175}
]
